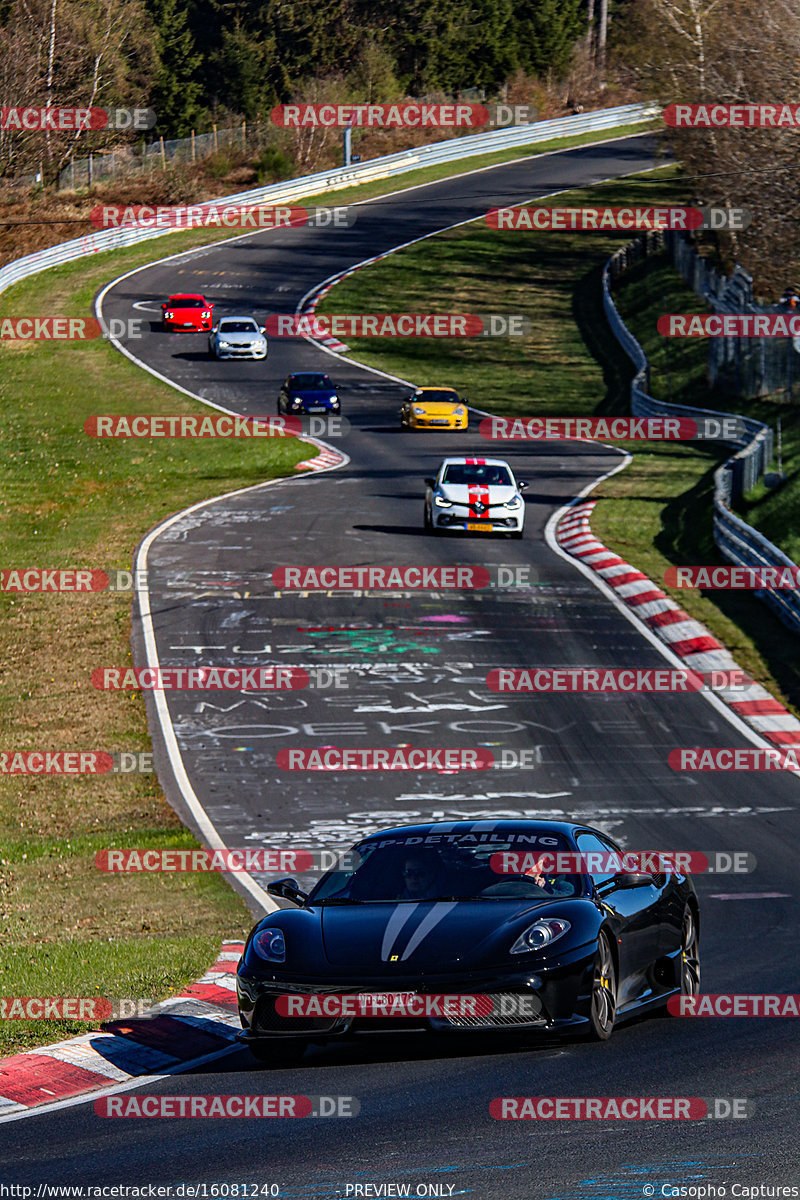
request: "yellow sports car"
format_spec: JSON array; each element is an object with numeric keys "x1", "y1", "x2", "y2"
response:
[{"x1": 400, "y1": 387, "x2": 469, "y2": 431}]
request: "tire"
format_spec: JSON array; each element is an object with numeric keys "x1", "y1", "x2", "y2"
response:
[
  {"x1": 424, "y1": 504, "x2": 431, "y2": 531},
  {"x1": 677, "y1": 905, "x2": 701, "y2": 999},
  {"x1": 248, "y1": 1039, "x2": 308, "y2": 1066},
  {"x1": 586, "y1": 931, "x2": 617, "y2": 1040}
]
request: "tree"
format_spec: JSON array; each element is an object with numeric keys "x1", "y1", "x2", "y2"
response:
[
  {"x1": 145, "y1": 0, "x2": 203, "y2": 135},
  {"x1": 0, "y1": 0, "x2": 158, "y2": 183},
  {"x1": 615, "y1": 0, "x2": 800, "y2": 292},
  {"x1": 514, "y1": 0, "x2": 584, "y2": 80}
]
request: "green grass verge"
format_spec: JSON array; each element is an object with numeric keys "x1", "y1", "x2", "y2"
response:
[
  {"x1": 315, "y1": 165, "x2": 800, "y2": 717},
  {"x1": 0, "y1": 235, "x2": 312, "y2": 1057}
]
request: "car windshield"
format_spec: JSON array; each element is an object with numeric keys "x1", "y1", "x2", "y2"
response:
[
  {"x1": 289, "y1": 374, "x2": 331, "y2": 389},
  {"x1": 415, "y1": 390, "x2": 459, "y2": 404},
  {"x1": 305, "y1": 830, "x2": 584, "y2": 904},
  {"x1": 442, "y1": 464, "x2": 513, "y2": 487},
  {"x1": 219, "y1": 319, "x2": 258, "y2": 333},
  {"x1": 170, "y1": 297, "x2": 204, "y2": 307}
]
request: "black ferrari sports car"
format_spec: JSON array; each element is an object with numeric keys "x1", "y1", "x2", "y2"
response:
[{"x1": 236, "y1": 819, "x2": 700, "y2": 1063}]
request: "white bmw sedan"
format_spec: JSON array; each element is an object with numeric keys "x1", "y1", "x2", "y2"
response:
[{"x1": 208, "y1": 316, "x2": 268, "y2": 360}]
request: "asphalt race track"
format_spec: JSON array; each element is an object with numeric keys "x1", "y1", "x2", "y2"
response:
[{"x1": 2, "y1": 132, "x2": 800, "y2": 1197}]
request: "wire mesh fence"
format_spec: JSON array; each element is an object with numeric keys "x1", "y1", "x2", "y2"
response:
[{"x1": 57, "y1": 122, "x2": 277, "y2": 190}]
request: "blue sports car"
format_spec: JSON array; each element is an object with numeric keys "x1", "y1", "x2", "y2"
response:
[{"x1": 276, "y1": 372, "x2": 341, "y2": 415}]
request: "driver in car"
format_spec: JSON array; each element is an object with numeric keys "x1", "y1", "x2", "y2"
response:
[
  {"x1": 398, "y1": 854, "x2": 446, "y2": 900},
  {"x1": 523, "y1": 859, "x2": 574, "y2": 896}
]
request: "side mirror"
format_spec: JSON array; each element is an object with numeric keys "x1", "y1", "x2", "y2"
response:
[
  {"x1": 518, "y1": 480, "x2": 528, "y2": 490},
  {"x1": 259, "y1": 326, "x2": 266, "y2": 335},
  {"x1": 424, "y1": 478, "x2": 436, "y2": 489},
  {"x1": 266, "y1": 877, "x2": 308, "y2": 905},
  {"x1": 600, "y1": 871, "x2": 652, "y2": 891}
]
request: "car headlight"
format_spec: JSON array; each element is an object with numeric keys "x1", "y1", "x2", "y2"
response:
[
  {"x1": 218, "y1": 340, "x2": 230, "y2": 349},
  {"x1": 256, "y1": 340, "x2": 266, "y2": 349},
  {"x1": 412, "y1": 406, "x2": 425, "y2": 416},
  {"x1": 330, "y1": 395, "x2": 338, "y2": 403},
  {"x1": 454, "y1": 406, "x2": 465, "y2": 416},
  {"x1": 251, "y1": 927, "x2": 286, "y2": 962},
  {"x1": 433, "y1": 494, "x2": 453, "y2": 508},
  {"x1": 202, "y1": 311, "x2": 210, "y2": 319},
  {"x1": 505, "y1": 495, "x2": 523, "y2": 511},
  {"x1": 291, "y1": 397, "x2": 303, "y2": 409},
  {"x1": 510, "y1": 918, "x2": 571, "y2": 954},
  {"x1": 164, "y1": 311, "x2": 173, "y2": 319}
]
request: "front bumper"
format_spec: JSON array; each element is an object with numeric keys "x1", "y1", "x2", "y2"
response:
[
  {"x1": 215, "y1": 345, "x2": 267, "y2": 359},
  {"x1": 164, "y1": 320, "x2": 211, "y2": 331},
  {"x1": 237, "y1": 949, "x2": 595, "y2": 1041},
  {"x1": 433, "y1": 507, "x2": 523, "y2": 533},
  {"x1": 410, "y1": 418, "x2": 467, "y2": 430}
]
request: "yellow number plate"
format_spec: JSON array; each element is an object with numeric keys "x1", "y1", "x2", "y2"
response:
[{"x1": 466, "y1": 522, "x2": 492, "y2": 531}]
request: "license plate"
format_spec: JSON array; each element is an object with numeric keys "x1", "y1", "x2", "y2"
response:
[
  {"x1": 356, "y1": 992, "x2": 417, "y2": 1005},
  {"x1": 428, "y1": 419, "x2": 448, "y2": 425},
  {"x1": 307, "y1": 406, "x2": 325, "y2": 412},
  {"x1": 466, "y1": 522, "x2": 492, "y2": 531}
]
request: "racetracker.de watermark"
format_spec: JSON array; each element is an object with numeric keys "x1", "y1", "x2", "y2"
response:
[
  {"x1": 659, "y1": 314, "x2": 800, "y2": 337},
  {"x1": 486, "y1": 206, "x2": 751, "y2": 231},
  {"x1": 669, "y1": 995, "x2": 800, "y2": 1016},
  {"x1": 486, "y1": 668, "x2": 755, "y2": 693},
  {"x1": 273, "y1": 993, "x2": 542, "y2": 1019},
  {"x1": 669, "y1": 747, "x2": 800, "y2": 772},
  {"x1": 665, "y1": 566, "x2": 800, "y2": 589},
  {"x1": 664, "y1": 103, "x2": 800, "y2": 127},
  {"x1": 95, "y1": 847, "x2": 358, "y2": 873},
  {"x1": 266, "y1": 314, "x2": 529, "y2": 338},
  {"x1": 488, "y1": 849, "x2": 755, "y2": 875},
  {"x1": 479, "y1": 416, "x2": 745, "y2": 440},
  {"x1": 0, "y1": 106, "x2": 156, "y2": 131},
  {"x1": 272, "y1": 565, "x2": 491, "y2": 590},
  {"x1": 490, "y1": 1097, "x2": 752, "y2": 1120},
  {"x1": 0, "y1": 318, "x2": 145, "y2": 342},
  {"x1": 92, "y1": 667, "x2": 310, "y2": 690},
  {"x1": 95, "y1": 1095, "x2": 358, "y2": 1118},
  {"x1": 275, "y1": 747, "x2": 494, "y2": 771},
  {"x1": 0, "y1": 751, "x2": 153, "y2": 774},
  {"x1": 90, "y1": 205, "x2": 353, "y2": 230},
  {"x1": 84, "y1": 415, "x2": 303, "y2": 438},
  {"x1": 271, "y1": 103, "x2": 534, "y2": 128},
  {"x1": 270, "y1": 564, "x2": 576, "y2": 591},
  {"x1": 0, "y1": 996, "x2": 154, "y2": 1020}
]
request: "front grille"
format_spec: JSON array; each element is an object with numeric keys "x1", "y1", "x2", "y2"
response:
[
  {"x1": 253, "y1": 995, "x2": 339, "y2": 1034},
  {"x1": 444, "y1": 993, "x2": 545, "y2": 1029}
]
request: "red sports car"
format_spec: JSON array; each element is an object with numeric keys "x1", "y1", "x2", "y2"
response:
[{"x1": 161, "y1": 294, "x2": 214, "y2": 331}]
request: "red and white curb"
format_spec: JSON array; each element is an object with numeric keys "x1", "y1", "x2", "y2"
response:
[
  {"x1": 295, "y1": 439, "x2": 346, "y2": 472},
  {"x1": 300, "y1": 282, "x2": 349, "y2": 352},
  {"x1": 298, "y1": 247, "x2": 403, "y2": 356},
  {"x1": 556, "y1": 501, "x2": 800, "y2": 748},
  {"x1": 0, "y1": 941, "x2": 245, "y2": 1116}
]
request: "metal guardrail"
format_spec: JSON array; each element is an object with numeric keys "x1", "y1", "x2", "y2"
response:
[
  {"x1": 0, "y1": 103, "x2": 658, "y2": 299},
  {"x1": 603, "y1": 235, "x2": 800, "y2": 635}
]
